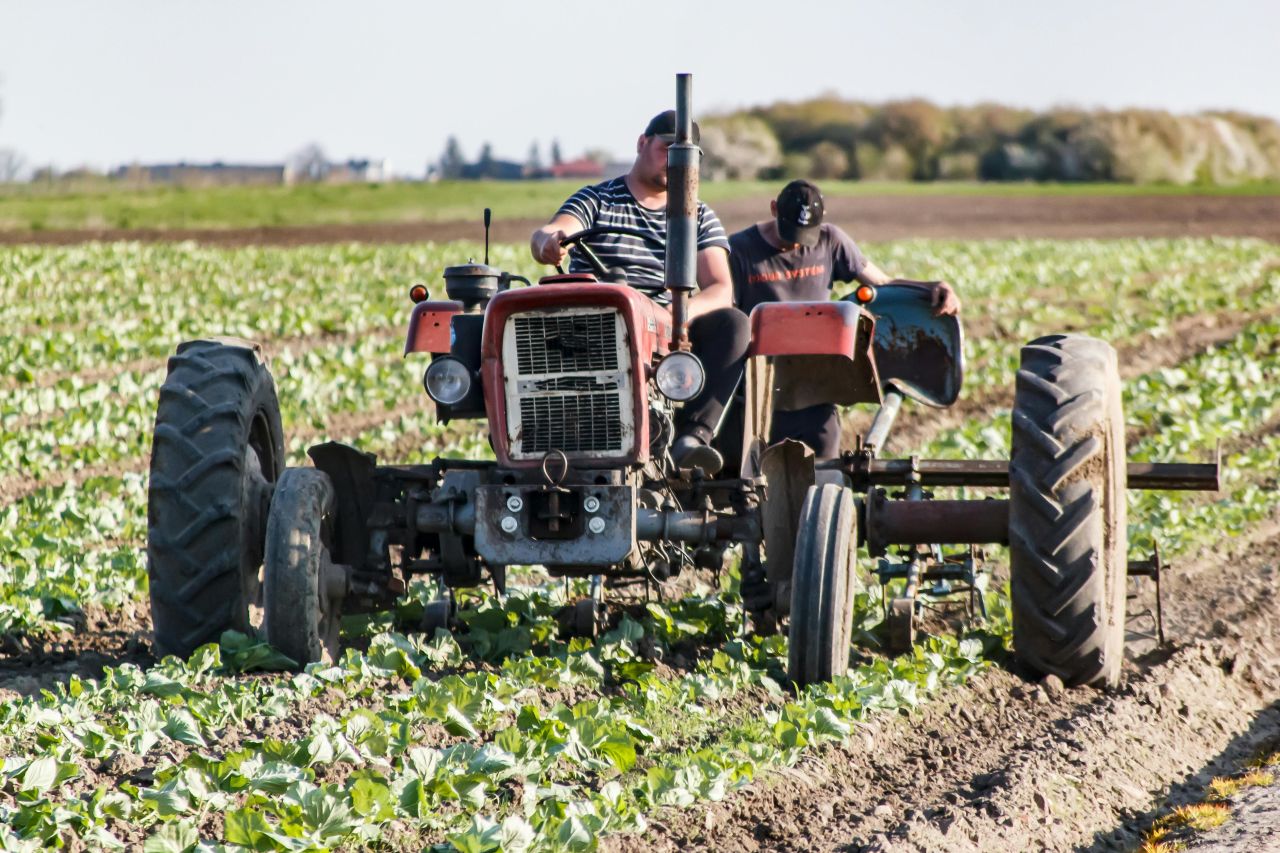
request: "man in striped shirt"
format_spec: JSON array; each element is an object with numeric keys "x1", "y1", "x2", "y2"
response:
[{"x1": 530, "y1": 110, "x2": 749, "y2": 474}]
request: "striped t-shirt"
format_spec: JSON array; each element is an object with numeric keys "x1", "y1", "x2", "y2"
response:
[{"x1": 556, "y1": 176, "x2": 730, "y2": 304}]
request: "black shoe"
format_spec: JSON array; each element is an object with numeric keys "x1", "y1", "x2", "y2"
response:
[{"x1": 671, "y1": 434, "x2": 723, "y2": 475}]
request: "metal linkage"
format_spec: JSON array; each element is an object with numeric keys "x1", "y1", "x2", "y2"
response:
[{"x1": 863, "y1": 389, "x2": 904, "y2": 455}]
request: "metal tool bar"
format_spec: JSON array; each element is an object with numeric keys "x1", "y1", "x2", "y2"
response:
[
  {"x1": 1126, "y1": 461, "x2": 1220, "y2": 491},
  {"x1": 828, "y1": 457, "x2": 1219, "y2": 491}
]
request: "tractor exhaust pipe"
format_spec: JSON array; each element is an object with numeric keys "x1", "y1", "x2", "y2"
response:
[{"x1": 665, "y1": 72, "x2": 698, "y2": 352}]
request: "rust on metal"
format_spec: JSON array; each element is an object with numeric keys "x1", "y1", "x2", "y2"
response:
[{"x1": 866, "y1": 494, "x2": 1010, "y2": 553}]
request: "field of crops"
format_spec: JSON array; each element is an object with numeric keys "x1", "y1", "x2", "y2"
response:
[{"x1": 1, "y1": 237, "x2": 1278, "y2": 851}]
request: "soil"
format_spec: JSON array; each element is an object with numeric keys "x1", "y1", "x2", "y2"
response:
[
  {"x1": 0, "y1": 600, "x2": 153, "y2": 700},
  {"x1": 2, "y1": 194, "x2": 1279, "y2": 247}
]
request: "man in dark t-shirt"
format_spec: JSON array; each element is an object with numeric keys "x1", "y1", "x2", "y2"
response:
[
  {"x1": 729, "y1": 180, "x2": 960, "y2": 459},
  {"x1": 530, "y1": 111, "x2": 750, "y2": 474}
]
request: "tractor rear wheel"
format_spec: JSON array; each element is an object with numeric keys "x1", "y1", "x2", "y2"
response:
[
  {"x1": 787, "y1": 484, "x2": 859, "y2": 688},
  {"x1": 263, "y1": 468, "x2": 345, "y2": 667},
  {"x1": 1009, "y1": 335, "x2": 1127, "y2": 688},
  {"x1": 148, "y1": 338, "x2": 284, "y2": 659}
]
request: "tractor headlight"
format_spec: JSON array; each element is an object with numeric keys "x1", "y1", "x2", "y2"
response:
[
  {"x1": 424, "y1": 357, "x2": 472, "y2": 405},
  {"x1": 655, "y1": 352, "x2": 705, "y2": 402}
]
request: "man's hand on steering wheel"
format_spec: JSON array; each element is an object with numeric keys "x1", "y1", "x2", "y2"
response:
[
  {"x1": 532, "y1": 230, "x2": 571, "y2": 266},
  {"x1": 549, "y1": 226, "x2": 667, "y2": 286}
]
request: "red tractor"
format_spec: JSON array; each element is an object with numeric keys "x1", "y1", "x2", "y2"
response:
[{"x1": 146, "y1": 75, "x2": 1217, "y2": 688}]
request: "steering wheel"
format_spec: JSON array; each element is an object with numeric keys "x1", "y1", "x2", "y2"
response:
[{"x1": 556, "y1": 226, "x2": 668, "y2": 295}]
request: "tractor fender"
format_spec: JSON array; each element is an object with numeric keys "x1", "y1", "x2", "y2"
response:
[
  {"x1": 853, "y1": 281, "x2": 964, "y2": 408},
  {"x1": 405, "y1": 300, "x2": 463, "y2": 355},
  {"x1": 747, "y1": 301, "x2": 882, "y2": 410}
]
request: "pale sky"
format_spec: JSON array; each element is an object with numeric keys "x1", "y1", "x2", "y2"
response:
[{"x1": 1, "y1": 0, "x2": 1277, "y2": 175}]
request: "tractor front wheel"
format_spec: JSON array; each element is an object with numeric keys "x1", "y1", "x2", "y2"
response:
[
  {"x1": 263, "y1": 468, "x2": 346, "y2": 667},
  {"x1": 147, "y1": 338, "x2": 284, "y2": 659},
  {"x1": 787, "y1": 484, "x2": 859, "y2": 688},
  {"x1": 1009, "y1": 334, "x2": 1127, "y2": 688}
]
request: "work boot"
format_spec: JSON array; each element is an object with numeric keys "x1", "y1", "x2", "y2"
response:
[{"x1": 671, "y1": 433, "x2": 723, "y2": 475}]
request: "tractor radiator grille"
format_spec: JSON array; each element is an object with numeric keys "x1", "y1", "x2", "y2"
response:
[
  {"x1": 513, "y1": 313, "x2": 619, "y2": 374},
  {"x1": 504, "y1": 308, "x2": 632, "y2": 459},
  {"x1": 518, "y1": 393, "x2": 624, "y2": 454}
]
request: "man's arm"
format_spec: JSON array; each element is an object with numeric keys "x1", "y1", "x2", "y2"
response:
[
  {"x1": 686, "y1": 246, "x2": 733, "y2": 320},
  {"x1": 857, "y1": 260, "x2": 961, "y2": 317},
  {"x1": 530, "y1": 212, "x2": 585, "y2": 267}
]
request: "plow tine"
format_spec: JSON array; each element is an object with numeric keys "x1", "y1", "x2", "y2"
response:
[{"x1": 1127, "y1": 542, "x2": 1166, "y2": 645}]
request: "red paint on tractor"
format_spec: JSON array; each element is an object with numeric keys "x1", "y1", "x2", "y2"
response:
[
  {"x1": 536, "y1": 273, "x2": 600, "y2": 285},
  {"x1": 404, "y1": 300, "x2": 463, "y2": 355},
  {"x1": 747, "y1": 301, "x2": 876, "y2": 358},
  {"x1": 480, "y1": 283, "x2": 673, "y2": 469}
]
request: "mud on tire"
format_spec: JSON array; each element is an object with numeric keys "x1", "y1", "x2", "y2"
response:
[
  {"x1": 788, "y1": 483, "x2": 859, "y2": 688},
  {"x1": 1009, "y1": 334, "x2": 1127, "y2": 688},
  {"x1": 147, "y1": 338, "x2": 284, "y2": 659}
]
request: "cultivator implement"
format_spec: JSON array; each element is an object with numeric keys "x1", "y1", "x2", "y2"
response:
[{"x1": 812, "y1": 445, "x2": 1218, "y2": 651}]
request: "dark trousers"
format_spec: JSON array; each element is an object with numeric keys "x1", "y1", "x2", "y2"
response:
[
  {"x1": 679, "y1": 307, "x2": 751, "y2": 442},
  {"x1": 770, "y1": 403, "x2": 841, "y2": 460}
]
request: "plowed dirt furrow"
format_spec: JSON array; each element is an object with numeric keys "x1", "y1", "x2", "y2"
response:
[{"x1": 604, "y1": 512, "x2": 1280, "y2": 853}]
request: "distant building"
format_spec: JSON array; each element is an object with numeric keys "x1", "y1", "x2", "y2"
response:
[
  {"x1": 543, "y1": 158, "x2": 606, "y2": 180},
  {"x1": 325, "y1": 158, "x2": 392, "y2": 183},
  {"x1": 110, "y1": 162, "x2": 293, "y2": 186}
]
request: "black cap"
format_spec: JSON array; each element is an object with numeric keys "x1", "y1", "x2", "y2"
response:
[
  {"x1": 776, "y1": 179, "x2": 824, "y2": 247},
  {"x1": 644, "y1": 109, "x2": 700, "y2": 143}
]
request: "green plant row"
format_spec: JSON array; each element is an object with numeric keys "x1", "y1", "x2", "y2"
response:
[
  {"x1": 0, "y1": 582, "x2": 991, "y2": 851},
  {"x1": 0, "y1": 243, "x2": 454, "y2": 385}
]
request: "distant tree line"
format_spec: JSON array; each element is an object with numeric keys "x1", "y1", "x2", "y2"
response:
[
  {"x1": 700, "y1": 97, "x2": 1280, "y2": 185},
  {"x1": 436, "y1": 136, "x2": 574, "y2": 180}
]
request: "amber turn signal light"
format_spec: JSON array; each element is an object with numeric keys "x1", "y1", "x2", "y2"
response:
[
  {"x1": 409, "y1": 284, "x2": 429, "y2": 303},
  {"x1": 854, "y1": 285, "x2": 877, "y2": 304}
]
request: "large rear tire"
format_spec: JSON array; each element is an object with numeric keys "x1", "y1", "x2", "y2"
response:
[
  {"x1": 787, "y1": 484, "x2": 859, "y2": 688},
  {"x1": 147, "y1": 339, "x2": 284, "y2": 659},
  {"x1": 1009, "y1": 335, "x2": 1127, "y2": 688},
  {"x1": 263, "y1": 468, "x2": 345, "y2": 667}
]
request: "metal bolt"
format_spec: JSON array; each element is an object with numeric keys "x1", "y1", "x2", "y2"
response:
[
  {"x1": 588, "y1": 517, "x2": 606, "y2": 534},
  {"x1": 500, "y1": 516, "x2": 519, "y2": 534},
  {"x1": 506, "y1": 495, "x2": 524, "y2": 512},
  {"x1": 583, "y1": 496, "x2": 601, "y2": 513}
]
